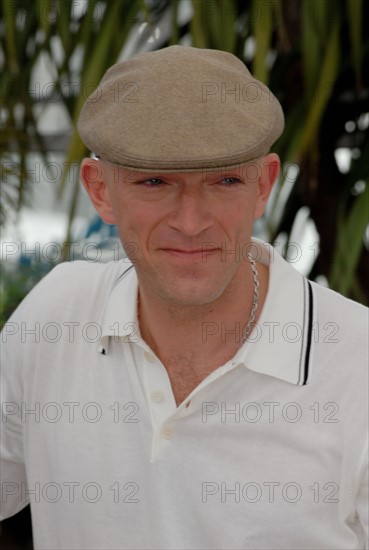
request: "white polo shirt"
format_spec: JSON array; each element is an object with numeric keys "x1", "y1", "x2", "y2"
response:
[{"x1": 1, "y1": 240, "x2": 368, "y2": 549}]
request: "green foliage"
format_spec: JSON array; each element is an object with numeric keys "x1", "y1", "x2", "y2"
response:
[{"x1": 330, "y1": 180, "x2": 369, "y2": 298}]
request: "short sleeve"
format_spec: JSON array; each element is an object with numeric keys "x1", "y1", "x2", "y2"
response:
[{"x1": 1, "y1": 314, "x2": 29, "y2": 519}]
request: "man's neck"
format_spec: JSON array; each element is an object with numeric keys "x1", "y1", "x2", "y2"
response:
[{"x1": 137, "y1": 261, "x2": 269, "y2": 372}]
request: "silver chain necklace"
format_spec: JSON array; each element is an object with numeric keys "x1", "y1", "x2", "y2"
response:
[{"x1": 242, "y1": 252, "x2": 260, "y2": 343}]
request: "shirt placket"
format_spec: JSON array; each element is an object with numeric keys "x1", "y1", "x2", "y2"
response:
[
  {"x1": 138, "y1": 347, "x2": 178, "y2": 461},
  {"x1": 137, "y1": 344, "x2": 247, "y2": 461}
]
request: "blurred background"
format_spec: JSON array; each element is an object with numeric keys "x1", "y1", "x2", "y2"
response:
[{"x1": 0, "y1": 0, "x2": 368, "y2": 546}]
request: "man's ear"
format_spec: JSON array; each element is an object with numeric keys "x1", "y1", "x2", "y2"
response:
[
  {"x1": 254, "y1": 153, "x2": 280, "y2": 219},
  {"x1": 80, "y1": 158, "x2": 116, "y2": 224}
]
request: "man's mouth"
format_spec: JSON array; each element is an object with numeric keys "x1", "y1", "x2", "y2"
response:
[{"x1": 160, "y1": 247, "x2": 220, "y2": 258}]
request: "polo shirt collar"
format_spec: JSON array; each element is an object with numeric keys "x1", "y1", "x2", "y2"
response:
[
  {"x1": 99, "y1": 239, "x2": 315, "y2": 386},
  {"x1": 235, "y1": 240, "x2": 315, "y2": 386},
  {"x1": 99, "y1": 264, "x2": 139, "y2": 353}
]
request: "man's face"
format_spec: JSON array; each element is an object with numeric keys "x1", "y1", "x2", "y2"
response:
[{"x1": 81, "y1": 155, "x2": 279, "y2": 307}]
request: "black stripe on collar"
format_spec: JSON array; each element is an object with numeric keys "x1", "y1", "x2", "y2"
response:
[{"x1": 299, "y1": 279, "x2": 314, "y2": 385}]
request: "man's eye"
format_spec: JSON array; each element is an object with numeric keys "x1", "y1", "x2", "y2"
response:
[
  {"x1": 220, "y1": 177, "x2": 241, "y2": 185},
  {"x1": 142, "y1": 178, "x2": 163, "y2": 186}
]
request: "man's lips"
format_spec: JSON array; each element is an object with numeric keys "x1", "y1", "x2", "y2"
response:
[{"x1": 159, "y1": 247, "x2": 220, "y2": 258}]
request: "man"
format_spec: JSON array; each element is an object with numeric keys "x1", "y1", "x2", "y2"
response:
[{"x1": 1, "y1": 46, "x2": 368, "y2": 549}]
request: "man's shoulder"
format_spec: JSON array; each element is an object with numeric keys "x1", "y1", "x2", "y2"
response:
[
  {"x1": 7, "y1": 259, "x2": 135, "y2": 324},
  {"x1": 33, "y1": 258, "x2": 132, "y2": 293},
  {"x1": 44, "y1": 258, "x2": 132, "y2": 287},
  {"x1": 310, "y1": 280, "x2": 368, "y2": 376},
  {"x1": 311, "y1": 279, "x2": 368, "y2": 329}
]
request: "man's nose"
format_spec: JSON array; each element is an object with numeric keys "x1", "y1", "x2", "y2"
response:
[{"x1": 167, "y1": 187, "x2": 213, "y2": 236}]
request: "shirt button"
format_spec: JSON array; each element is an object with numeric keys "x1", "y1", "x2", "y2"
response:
[
  {"x1": 162, "y1": 425, "x2": 173, "y2": 439},
  {"x1": 144, "y1": 351, "x2": 156, "y2": 363},
  {"x1": 151, "y1": 390, "x2": 164, "y2": 403}
]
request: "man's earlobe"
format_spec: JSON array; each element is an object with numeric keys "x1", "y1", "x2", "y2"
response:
[{"x1": 80, "y1": 158, "x2": 116, "y2": 224}]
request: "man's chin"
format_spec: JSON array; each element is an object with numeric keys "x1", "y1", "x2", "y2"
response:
[{"x1": 137, "y1": 260, "x2": 241, "y2": 307}]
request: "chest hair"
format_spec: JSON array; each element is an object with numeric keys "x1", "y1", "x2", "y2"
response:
[{"x1": 164, "y1": 353, "x2": 213, "y2": 406}]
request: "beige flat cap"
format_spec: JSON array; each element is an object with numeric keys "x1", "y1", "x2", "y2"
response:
[{"x1": 78, "y1": 46, "x2": 284, "y2": 172}]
